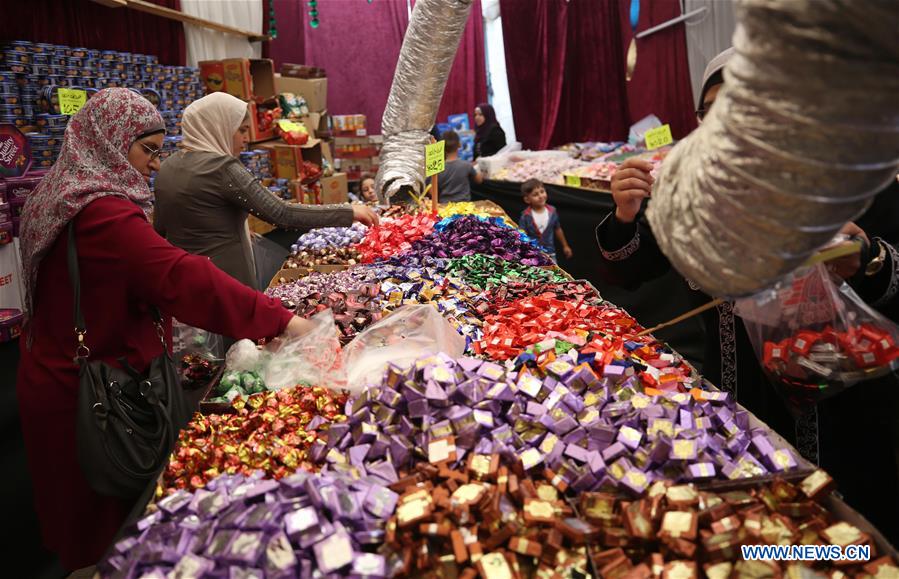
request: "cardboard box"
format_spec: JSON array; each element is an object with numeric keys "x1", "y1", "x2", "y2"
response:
[
  {"x1": 332, "y1": 114, "x2": 366, "y2": 137},
  {"x1": 280, "y1": 63, "x2": 326, "y2": 79},
  {"x1": 247, "y1": 100, "x2": 278, "y2": 143},
  {"x1": 300, "y1": 111, "x2": 329, "y2": 139},
  {"x1": 263, "y1": 139, "x2": 324, "y2": 180},
  {"x1": 274, "y1": 74, "x2": 327, "y2": 112},
  {"x1": 320, "y1": 172, "x2": 348, "y2": 204},
  {"x1": 222, "y1": 58, "x2": 276, "y2": 101},
  {"x1": 289, "y1": 180, "x2": 321, "y2": 205},
  {"x1": 198, "y1": 60, "x2": 226, "y2": 94}
]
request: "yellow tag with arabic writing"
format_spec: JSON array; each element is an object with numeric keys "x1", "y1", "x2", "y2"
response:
[
  {"x1": 425, "y1": 140, "x2": 445, "y2": 177},
  {"x1": 644, "y1": 124, "x2": 674, "y2": 150},
  {"x1": 58, "y1": 88, "x2": 88, "y2": 116}
]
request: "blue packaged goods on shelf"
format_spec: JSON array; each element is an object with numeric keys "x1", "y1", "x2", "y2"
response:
[
  {"x1": 0, "y1": 104, "x2": 26, "y2": 117},
  {"x1": 35, "y1": 113, "x2": 67, "y2": 129},
  {"x1": 0, "y1": 92, "x2": 19, "y2": 105},
  {"x1": 35, "y1": 43, "x2": 55, "y2": 54},
  {"x1": 9, "y1": 41, "x2": 32, "y2": 52},
  {"x1": 3, "y1": 50, "x2": 31, "y2": 64},
  {"x1": 0, "y1": 115, "x2": 26, "y2": 128}
]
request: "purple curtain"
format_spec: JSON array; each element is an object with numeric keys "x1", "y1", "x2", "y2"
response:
[
  {"x1": 500, "y1": 0, "x2": 631, "y2": 150},
  {"x1": 618, "y1": 0, "x2": 697, "y2": 139},
  {"x1": 436, "y1": 0, "x2": 487, "y2": 123},
  {"x1": 0, "y1": 0, "x2": 186, "y2": 65},
  {"x1": 266, "y1": 1, "x2": 486, "y2": 135},
  {"x1": 264, "y1": 0, "x2": 304, "y2": 70}
]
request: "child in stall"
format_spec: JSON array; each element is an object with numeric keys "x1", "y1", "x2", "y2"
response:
[
  {"x1": 518, "y1": 178, "x2": 573, "y2": 263},
  {"x1": 350, "y1": 173, "x2": 378, "y2": 204}
]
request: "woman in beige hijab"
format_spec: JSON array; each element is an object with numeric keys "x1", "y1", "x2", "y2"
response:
[{"x1": 154, "y1": 92, "x2": 377, "y2": 289}]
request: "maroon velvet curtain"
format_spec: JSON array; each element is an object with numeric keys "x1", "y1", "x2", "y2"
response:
[
  {"x1": 500, "y1": 0, "x2": 631, "y2": 150},
  {"x1": 263, "y1": 0, "x2": 306, "y2": 68},
  {"x1": 437, "y1": 0, "x2": 487, "y2": 123},
  {"x1": 618, "y1": 0, "x2": 697, "y2": 139},
  {"x1": 0, "y1": 0, "x2": 186, "y2": 66},
  {"x1": 266, "y1": 0, "x2": 486, "y2": 135}
]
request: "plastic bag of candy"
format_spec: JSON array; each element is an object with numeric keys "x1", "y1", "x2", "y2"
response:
[
  {"x1": 342, "y1": 304, "x2": 466, "y2": 394},
  {"x1": 263, "y1": 309, "x2": 345, "y2": 391},
  {"x1": 735, "y1": 262, "x2": 899, "y2": 413},
  {"x1": 172, "y1": 320, "x2": 224, "y2": 361}
]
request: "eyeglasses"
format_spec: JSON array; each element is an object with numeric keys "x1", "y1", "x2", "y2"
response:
[
  {"x1": 140, "y1": 141, "x2": 162, "y2": 161},
  {"x1": 696, "y1": 100, "x2": 716, "y2": 122}
]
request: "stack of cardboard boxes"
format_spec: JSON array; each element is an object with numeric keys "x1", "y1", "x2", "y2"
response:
[
  {"x1": 198, "y1": 59, "x2": 349, "y2": 220},
  {"x1": 331, "y1": 114, "x2": 382, "y2": 182}
]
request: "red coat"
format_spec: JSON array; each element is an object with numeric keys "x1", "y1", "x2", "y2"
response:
[{"x1": 16, "y1": 197, "x2": 293, "y2": 569}]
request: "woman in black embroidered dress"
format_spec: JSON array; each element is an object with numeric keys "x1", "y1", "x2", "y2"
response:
[{"x1": 595, "y1": 48, "x2": 899, "y2": 542}]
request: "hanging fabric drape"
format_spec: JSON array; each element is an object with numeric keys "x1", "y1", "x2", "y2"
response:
[
  {"x1": 617, "y1": 0, "x2": 697, "y2": 139},
  {"x1": 0, "y1": 0, "x2": 185, "y2": 65},
  {"x1": 682, "y1": 0, "x2": 737, "y2": 105},
  {"x1": 499, "y1": 0, "x2": 630, "y2": 150},
  {"x1": 181, "y1": 0, "x2": 263, "y2": 67},
  {"x1": 436, "y1": 0, "x2": 487, "y2": 123}
]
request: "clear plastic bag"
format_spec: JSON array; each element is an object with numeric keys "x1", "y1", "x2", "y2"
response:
[
  {"x1": 735, "y1": 263, "x2": 899, "y2": 413},
  {"x1": 263, "y1": 309, "x2": 345, "y2": 391},
  {"x1": 342, "y1": 304, "x2": 466, "y2": 394},
  {"x1": 172, "y1": 320, "x2": 224, "y2": 361}
]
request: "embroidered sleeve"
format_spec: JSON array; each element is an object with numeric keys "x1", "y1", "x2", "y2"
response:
[
  {"x1": 872, "y1": 239, "x2": 899, "y2": 308},
  {"x1": 595, "y1": 212, "x2": 640, "y2": 261}
]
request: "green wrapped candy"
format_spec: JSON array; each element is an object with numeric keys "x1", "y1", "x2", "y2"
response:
[
  {"x1": 218, "y1": 371, "x2": 241, "y2": 395},
  {"x1": 445, "y1": 254, "x2": 566, "y2": 289}
]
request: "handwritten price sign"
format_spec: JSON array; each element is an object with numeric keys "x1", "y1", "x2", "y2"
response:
[
  {"x1": 425, "y1": 140, "x2": 445, "y2": 177},
  {"x1": 644, "y1": 124, "x2": 673, "y2": 150},
  {"x1": 564, "y1": 174, "x2": 582, "y2": 188},
  {"x1": 58, "y1": 88, "x2": 88, "y2": 116}
]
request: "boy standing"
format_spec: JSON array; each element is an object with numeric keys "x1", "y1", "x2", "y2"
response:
[
  {"x1": 519, "y1": 179, "x2": 573, "y2": 262},
  {"x1": 436, "y1": 130, "x2": 483, "y2": 203}
]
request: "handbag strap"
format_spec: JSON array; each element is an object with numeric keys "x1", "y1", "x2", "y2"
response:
[{"x1": 66, "y1": 221, "x2": 167, "y2": 360}]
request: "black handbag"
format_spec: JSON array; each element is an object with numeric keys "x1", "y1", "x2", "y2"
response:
[{"x1": 67, "y1": 222, "x2": 191, "y2": 498}]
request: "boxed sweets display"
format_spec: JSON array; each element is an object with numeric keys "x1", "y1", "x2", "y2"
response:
[{"x1": 2, "y1": 40, "x2": 203, "y2": 170}]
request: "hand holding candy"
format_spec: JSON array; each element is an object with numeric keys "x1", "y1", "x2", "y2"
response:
[{"x1": 611, "y1": 157, "x2": 654, "y2": 223}]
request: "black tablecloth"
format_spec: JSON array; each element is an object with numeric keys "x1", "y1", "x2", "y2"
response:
[{"x1": 472, "y1": 179, "x2": 705, "y2": 368}]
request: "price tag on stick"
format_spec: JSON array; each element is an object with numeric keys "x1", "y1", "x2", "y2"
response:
[
  {"x1": 425, "y1": 140, "x2": 446, "y2": 177},
  {"x1": 564, "y1": 174, "x2": 582, "y2": 188},
  {"x1": 58, "y1": 88, "x2": 88, "y2": 116},
  {"x1": 644, "y1": 124, "x2": 673, "y2": 150}
]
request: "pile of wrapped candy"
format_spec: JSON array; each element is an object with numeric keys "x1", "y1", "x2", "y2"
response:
[
  {"x1": 162, "y1": 386, "x2": 347, "y2": 491},
  {"x1": 355, "y1": 213, "x2": 439, "y2": 263},
  {"x1": 291, "y1": 222, "x2": 368, "y2": 252},
  {"x1": 314, "y1": 354, "x2": 800, "y2": 492},
  {"x1": 444, "y1": 254, "x2": 567, "y2": 289},
  {"x1": 578, "y1": 473, "x2": 899, "y2": 579},
  {"x1": 102, "y1": 470, "x2": 399, "y2": 578},
  {"x1": 111, "y1": 200, "x2": 897, "y2": 576},
  {"x1": 494, "y1": 156, "x2": 589, "y2": 185},
  {"x1": 404, "y1": 215, "x2": 551, "y2": 265},
  {"x1": 285, "y1": 246, "x2": 362, "y2": 268}
]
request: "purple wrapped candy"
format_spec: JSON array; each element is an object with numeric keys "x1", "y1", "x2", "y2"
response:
[{"x1": 313, "y1": 530, "x2": 354, "y2": 573}]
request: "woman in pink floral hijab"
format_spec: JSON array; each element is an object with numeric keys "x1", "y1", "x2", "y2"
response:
[{"x1": 16, "y1": 88, "x2": 306, "y2": 570}]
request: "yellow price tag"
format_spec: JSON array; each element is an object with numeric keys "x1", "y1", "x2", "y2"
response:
[
  {"x1": 565, "y1": 174, "x2": 582, "y2": 188},
  {"x1": 58, "y1": 88, "x2": 88, "y2": 116},
  {"x1": 644, "y1": 124, "x2": 674, "y2": 150},
  {"x1": 425, "y1": 140, "x2": 445, "y2": 177}
]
